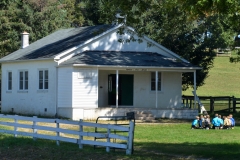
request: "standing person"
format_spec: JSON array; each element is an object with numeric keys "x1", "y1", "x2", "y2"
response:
[
  {"x1": 229, "y1": 114, "x2": 235, "y2": 129},
  {"x1": 212, "y1": 114, "x2": 220, "y2": 129},
  {"x1": 191, "y1": 116, "x2": 199, "y2": 129},
  {"x1": 218, "y1": 115, "x2": 223, "y2": 129}
]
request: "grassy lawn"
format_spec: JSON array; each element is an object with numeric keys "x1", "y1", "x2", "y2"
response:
[
  {"x1": 1, "y1": 56, "x2": 240, "y2": 160},
  {"x1": 183, "y1": 56, "x2": 240, "y2": 97},
  {"x1": 1, "y1": 122, "x2": 240, "y2": 160}
]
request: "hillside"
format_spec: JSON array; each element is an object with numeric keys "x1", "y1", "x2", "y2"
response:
[{"x1": 183, "y1": 56, "x2": 240, "y2": 98}]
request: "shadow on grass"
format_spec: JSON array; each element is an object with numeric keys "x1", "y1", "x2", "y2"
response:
[
  {"x1": 0, "y1": 134, "x2": 240, "y2": 160},
  {"x1": 133, "y1": 141, "x2": 240, "y2": 160}
]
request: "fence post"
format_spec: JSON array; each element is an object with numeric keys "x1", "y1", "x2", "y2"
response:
[
  {"x1": 229, "y1": 97, "x2": 233, "y2": 112},
  {"x1": 33, "y1": 116, "x2": 38, "y2": 141},
  {"x1": 126, "y1": 121, "x2": 134, "y2": 155},
  {"x1": 56, "y1": 119, "x2": 60, "y2": 146},
  {"x1": 106, "y1": 124, "x2": 110, "y2": 153},
  {"x1": 14, "y1": 115, "x2": 18, "y2": 138},
  {"x1": 210, "y1": 97, "x2": 214, "y2": 114},
  {"x1": 233, "y1": 97, "x2": 236, "y2": 113},
  {"x1": 78, "y1": 119, "x2": 83, "y2": 149}
]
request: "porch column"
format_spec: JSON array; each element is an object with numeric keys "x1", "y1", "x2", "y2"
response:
[
  {"x1": 194, "y1": 71, "x2": 196, "y2": 109},
  {"x1": 155, "y1": 71, "x2": 158, "y2": 108},
  {"x1": 116, "y1": 70, "x2": 119, "y2": 108}
]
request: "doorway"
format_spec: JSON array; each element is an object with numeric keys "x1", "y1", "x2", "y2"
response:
[{"x1": 108, "y1": 74, "x2": 133, "y2": 106}]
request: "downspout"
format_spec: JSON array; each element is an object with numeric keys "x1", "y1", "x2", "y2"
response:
[
  {"x1": 155, "y1": 71, "x2": 158, "y2": 108},
  {"x1": 116, "y1": 70, "x2": 119, "y2": 108},
  {"x1": 194, "y1": 71, "x2": 196, "y2": 109}
]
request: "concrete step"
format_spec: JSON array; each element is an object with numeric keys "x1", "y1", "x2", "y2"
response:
[
  {"x1": 135, "y1": 111, "x2": 152, "y2": 114},
  {"x1": 135, "y1": 120, "x2": 159, "y2": 123},
  {"x1": 135, "y1": 114, "x2": 154, "y2": 118},
  {"x1": 136, "y1": 117, "x2": 155, "y2": 121}
]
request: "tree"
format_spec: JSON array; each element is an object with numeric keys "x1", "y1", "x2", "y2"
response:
[
  {"x1": 179, "y1": 0, "x2": 240, "y2": 63},
  {"x1": 0, "y1": 0, "x2": 71, "y2": 57},
  {"x1": 97, "y1": 0, "x2": 234, "y2": 90}
]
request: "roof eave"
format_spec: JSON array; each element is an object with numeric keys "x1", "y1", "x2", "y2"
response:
[
  {"x1": 59, "y1": 63, "x2": 201, "y2": 71},
  {"x1": 0, "y1": 58, "x2": 54, "y2": 64}
]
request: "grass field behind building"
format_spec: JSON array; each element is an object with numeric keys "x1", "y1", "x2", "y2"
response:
[{"x1": 183, "y1": 56, "x2": 240, "y2": 98}]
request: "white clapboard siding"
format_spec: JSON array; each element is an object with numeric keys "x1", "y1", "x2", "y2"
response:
[
  {"x1": 0, "y1": 114, "x2": 134, "y2": 155},
  {"x1": 72, "y1": 68, "x2": 98, "y2": 108},
  {"x1": 58, "y1": 67, "x2": 73, "y2": 107}
]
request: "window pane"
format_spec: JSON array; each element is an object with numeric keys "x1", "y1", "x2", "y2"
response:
[
  {"x1": 20, "y1": 72, "x2": 23, "y2": 80},
  {"x1": 151, "y1": 72, "x2": 161, "y2": 91},
  {"x1": 39, "y1": 81, "x2": 43, "y2": 89},
  {"x1": 25, "y1": 71, "x2": 28, "y2": 90},
  {"x1": 44, "y1": 81, "x2": 48, "y2": 89},
  {"x1": 45, "y1": 70, "x2": 48, "y2": 79},
  {"x1": 20, "y1": 72, "x2": 23, "y2": 90},
  {"x1": 39, "y1": 71, "x2": 43, "y2": 89},
  {"x1": 25, "y1": 71, "x2": 28, "y2": 81},
  {"x1": 151, "y1": 82, "x2": 155, "y2": 90},
  {"x1": 8, "y1": 81, "x2": 12, "y2": 90},
  {"x1": 39, "y1": 71, "x2": 43, "y2": 79},
  {"x1": 25, "y1": 81, "x2": 28, "y2": 90},
  {"x1": 44, "y1": 70, "x2": 48, "y2": 89},
  {"x1": 8, "y1": 72, "x2": 12, "y2": 90}
]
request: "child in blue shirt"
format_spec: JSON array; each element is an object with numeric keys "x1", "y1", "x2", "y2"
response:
[
  {"x1": 191, "y1": 116, "x2": 199, "y2": 129},
  {"x1": 212, "y1": 114, "x2": 221, "y2": 129},
  {"x1": 229, "y1": 114, "x2": 235, "y2": 129}
]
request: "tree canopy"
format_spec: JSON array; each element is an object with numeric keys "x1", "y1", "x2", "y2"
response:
[
  {"x1": 0, "y1": 0, "x2": 238, "y2": 90},
  {"x1": 97, "y1": 0, "x2": 236, "y2": 90}
]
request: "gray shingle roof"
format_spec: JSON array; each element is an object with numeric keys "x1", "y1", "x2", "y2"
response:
[
  {"x1": 60, "y1": 51, "x2": 198, "y2": 68},
  {"x1": 0, "y1": 25, "x2": 115, "y2": 61}
]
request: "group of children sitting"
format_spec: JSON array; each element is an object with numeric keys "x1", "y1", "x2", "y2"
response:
[{"x1": 191, "y1": 113, "x2": 235, "y2": 130}]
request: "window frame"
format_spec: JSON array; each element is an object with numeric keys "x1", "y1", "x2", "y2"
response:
[
  {"x1": 19, "y1": 70, "x2": 28, "y2": 90},
  {"x1": 7, "y1": 71, "x2": 12, "y2": 90},
  {"x1": 38, "y1": 69, "x2": 49, "y2": 90},
  {"x1": 151, "y1": 72, "x2": 162, "y2": 91}
]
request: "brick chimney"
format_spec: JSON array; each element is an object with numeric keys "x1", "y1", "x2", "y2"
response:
[{"x1": 21, "y1": 31, "x2": 29, "y2": 49}]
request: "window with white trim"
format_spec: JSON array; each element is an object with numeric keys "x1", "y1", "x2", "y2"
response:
[
  {"x1": 8, "y1": 71, "x2": 12, "y2": 90},
  {"x1": 151, "y1": 72, "x2": 161, "y2": 91},
  {"x1": 39, "y1": 70, "x2": 48, "y2": 89},
  {"x1": 19, "y1": 71, "x2": 28, "y2": 90}
]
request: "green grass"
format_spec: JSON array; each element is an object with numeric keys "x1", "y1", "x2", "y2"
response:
[
  {"x1": 183, "y1": 56, "x2": 240, "y2": 97},
  {"x1": 1, "y1": 123, "x2": 240, "y2": 160}
]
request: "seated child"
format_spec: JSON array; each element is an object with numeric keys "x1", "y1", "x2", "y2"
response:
[
  {"x1": 218, "y1": 115, "x2": 223, "y2": 129},
  {"x1": 204, "y1": 115, "x2": 211, "y2": 129},
  {"x1": 212, "y1": 114, "x2": 220, "y2": 129},
  {"x1": 223, "y1": 116, "x2": 231, "y2": 129},
  {"x1": 229, "y1": 114, "x2": 235, "y2": 129},
  {"x1": 198, "y1": 115, "x2": 204, "y2": 128},
  {"x1": 191, "y1": 116, "x2": 199, "y2": 129}
]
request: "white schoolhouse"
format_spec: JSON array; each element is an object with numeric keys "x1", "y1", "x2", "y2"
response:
[{"x1": 0, "y1": 24, "x2": 200, "y2": 120}]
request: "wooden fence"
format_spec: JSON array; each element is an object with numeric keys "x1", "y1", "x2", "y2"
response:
[
  {"x1": 0, "y1": 114, "x2": 135, "y2": 155},
  {"x1": 182, "y1": 95, "x2": 240, "y2": 113}
]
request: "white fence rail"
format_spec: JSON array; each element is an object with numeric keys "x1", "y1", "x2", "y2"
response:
[{"x1": 0, "y1": 114, "x2": 134, "y2": 155}]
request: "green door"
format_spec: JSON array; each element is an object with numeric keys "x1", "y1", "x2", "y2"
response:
[
  {"x1": 120, "y1": 75, "x2": 133, "y2": 105},
  {"x1": 108, "y1": 74, "x2": 133, "y2": 105}
]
